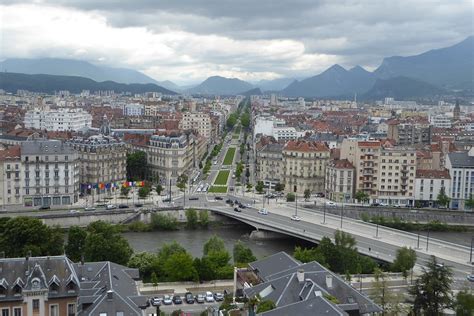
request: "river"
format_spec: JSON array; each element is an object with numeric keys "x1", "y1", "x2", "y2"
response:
[
  {"x1": 123, "y1": 224, "x2": 312, "y2": 258},
  {"x1": 123, "y1": 224, "x2": 474, "y2": 257}
]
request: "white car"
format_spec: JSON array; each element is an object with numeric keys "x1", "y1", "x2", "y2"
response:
[
  {"x1": 290, "y1": 215, "x2": 301, "y2": 221},
  {"x1": 325, "y1": 201, "x2": 336, "y2": 207},
  {"x1": 162, "y1": 295, "x2": 172, "y2": 305},
  {"x1": 106, "y1": 204, "x2": 117, "y2": 210},
  {"x1": 258, "y1": 208, "x2": 268, "y2": 215},
  {"x1": 205, "y1": 291, "x2": 215, "y2": 302}
]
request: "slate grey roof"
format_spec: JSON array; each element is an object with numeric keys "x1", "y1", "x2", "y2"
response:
[
  {"x1": 448, "y1": 152, "x2": 474, "y2": 168},
  {"x1": 21, "y1": 139, "x2": 76, "y2": 155},
  {"x1": 248, "y1": 252, "x2": 300, "y2": 280},
  {"x1": 260, "y1": 143, "x2": 284, "y2": 153},
  {"x1": 246, "y1": 253, "x2": 382, "y2": 315}
]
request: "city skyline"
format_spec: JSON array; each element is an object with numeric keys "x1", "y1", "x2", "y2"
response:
[{"x1": 0, "y1": 0, "x2": 472, "y2": 85}]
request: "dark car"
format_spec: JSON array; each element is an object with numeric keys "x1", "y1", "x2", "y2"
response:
[
  {"x1": 234, "y1": 207, "x2": 241, "y2": 212},
  {"x1": 185, "y1": 292, "x2": 195, "y2": 304},
  {"x1": 118, "y1": 204, "x2": 129, "y2": 209},
  {"x1": 225, "y1": 199, "x2": 233, "y2": 204},
  {"x1": 39, "y1": 205, "x2": 51, "y2": 210},
  {"x1": 134, "y1": 203, "x2": 144, "y2": 207},
  {"x1": 172, "y1": 295, "x2": 183, "y2": 304},
  {"x1": 239, "y1": 204, "x2": 246, "y2": 209},
  {"x1": 371, "y1": 203, "x2": 380, "y2": 207},
  {"x1": 189, "y1": 197, "x2": 199, "y2": 201},
  {"x1": 215, "y1": 196, "x2": 223, "y2": 200}
]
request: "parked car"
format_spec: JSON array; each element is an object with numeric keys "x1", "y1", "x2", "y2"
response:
[
  {"x1": 290, "y1": 215, "x2": 301, "y2": 221},
  {"x1": 106, "y1": 204, "x2": 117, "y2": 210},
  {"x1": 215, "y1": 196, "x2": 223, "y2": 200},
  {"x1": 162, "y1": 198, "x2": 171, "y2": 202},
  {"x1": 189, "y1": 197, "x2": 199, "y2": 201},
  {"x1": 172, "y1": 295, "x2": 183, "y2": 304},
  {"x1": 162, "y1": 295, "x2": 172, "y2": 305},
  {"x1": 225, "y1": 199, "x2": 233, "y2": 204},
  {"x1": 39, "y1": 205, "x2": 50, "y2": 210},
  {"x1": 467, "y1": 275, "x2": 474, "y2": 282},
  {"x1": 234, "y1": 207, "x2": 241, "y2": 212},
  {"x1": 370, "y1": 202, "x2": 380, "y2": 207},
  {"x1": 69, "y1": 209, "x2": 79, "y2": 213},
  {"x1": 214, "y1": 293, "x2": 224, "y2": 301},
  {"x1": 185, "y1": 292, "x2": 194, "y2": 304},
  {"x1": 151, "y1": 297, "x2": 162, "y2": 306},
  {"x1": 205, "y1": 291, "x2": 215, "y2": 302},
  {"x1": 134, "y1": 203, "x2": 144, "y2": 207},
  {"x1": 84, "y1": 207, "x2": 96, "y2": 211},
  {"x1": 195, "y1": 294, "x2": 205, "y2": 303},
  {"x1": 379, "y1": 202, "x2": 388, "y2": 207},
  {"x1": 258, "y1": 208, "x2": 268, "y2": 215},
  {"x1": 118, "y1": 204, "x2": 128, "y2": 209},
  {"x1": 325, "y1": 201, "x2": 336, "y2": 207}
]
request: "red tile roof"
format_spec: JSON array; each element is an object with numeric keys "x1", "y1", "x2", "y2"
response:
[
  {"x1": 358, "y1": 141, "x2": 381, "y2": 147},
  {"x1": 331, "y1": 159, "x2": 354, "y2": 169},
  {"x1": 0, "y1": 146, "x2": 21, "y2": 160},
  {"x1": 284, "y1": 140, "x2": 329, "y2": 152},
  {"x1": 416, "y1": 169, "x2": 450, "y2": 179}
]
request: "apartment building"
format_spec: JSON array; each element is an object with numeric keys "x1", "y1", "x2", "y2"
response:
[
  {"x1": 446, "y1": 148, "x2": 474, "y2": 209},
  {"x1": 282, "y1": 140, "x2": 330, "y2": 195},
  {"x1": 21, "y1": 140, "x2": 80, "y2": 207},
  {"x1": 256, "y1": 143, "x2": 284, "y2": 188},
  {"x1": 325, "y1": 159, "x2": 355, "y2": 202},
  {"x1": 0, "y1": 146, "x2": 22, "y2": 207},
  {"x1": 24, "y1": 108, "x2": 92, "y2": 132},
  {"x1": 387, "y1": 121, "x2": 431, "y2": 145},
  {"x1": 179, "y1": 112, "x2": 212, "y2": 139},
  {"x1": 68, "y1": 135, "x2": 127, "y2": 190},
  {"x1": 415, "y1": 169, "x2": 451, "y2": 207},
  {"x1": 123, "y1": 103, "x2": 145, "y2": 116}
]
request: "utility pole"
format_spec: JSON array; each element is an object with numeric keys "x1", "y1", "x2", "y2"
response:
[
  {"x1": 295, "y1": 190, "x2": 298, "y2": 217},
  {"x1": 169, "y1": 178, "x2": 172, "y2": 205},
  {"x1": 340, "y1": 196, "x2": 344, "y2": 229},
  {"x1": 470, "y1": 236, "x2": 474, "y2": 263},
  {"x1": 417, "y1": 231, "x2": 420, "y2": 249},
  {"x1": 375, "y1": 223, "x2": 379, "y2": 238}
]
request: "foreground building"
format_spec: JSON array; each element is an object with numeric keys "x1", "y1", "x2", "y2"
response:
[
  {"x1": 0, "y1": 255, "x2": 148, "y2": 316},
  {"x1": 241, "y1": 252, "x2": 381, "y2": 315},
  {"x1": 325, "y1": 159, "x2": 355, "y2": 202},
  {"x1": 446, "y1": 148, "x2": 474, "y2": 209}
]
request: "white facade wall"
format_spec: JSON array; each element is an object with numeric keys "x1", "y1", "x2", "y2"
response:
[
  {"x1": 24, "y1": 108, "x2": 92, "y2": 131},
  {"x1": 430, "y1": 114, "x2": 452, "y2": 128},
  {"x1": 415, "y1": 177, "x2": 451, "y2": 202},
  {"x1": 124, "y1": 103, "x2": 145, "y2": 116}
]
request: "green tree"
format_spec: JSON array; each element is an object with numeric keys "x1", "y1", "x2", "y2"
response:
[
  {"x1": 455, "y1": 289, "x2": 474, "y2": 316},
  {"x1": 203, "y1": 235, "x2": 226, "y2": 256},
  {"x1": 246, "y1": 183, "x2": 253, "y2": 191},
  {"x1": 409, "y1": 256, "x2": 453, "y2": 315},
  {"x1": 355, "y1": 190, "x2": 369, "y2": 203},
  {"x1": 128, "y1": 252, "x2": 160, "y2": 281},
  {"x1": 391, "y1": 246, "x2": 417, "y2": 280},
  {"x1": 293, "y1": 246, "x2": 326, "y2": 266},
  {"x1": 304, "y1": 189, "x2": 311, "y2": 200},
  {"x1": 126, "y1": 151, "x2": 148, "y2": 181},
  {"x1": 255, "y1": 181, "x2": 264, "y2": 194},
  {"x1": 286, "y1": 192, "x2": 295, "y2": 202},
  {"x1": 0, "y1": 217, "x2": 64, "y2": 257},
  {"x1": 199, "y1": 210, "x2": 209, "y2": 227},
  {"x1": 163, "y1": 251, "x2": 199, "y2": 281},
  {"x1": 436, "y1": 186, "x2": 450, "y2": 208},
  {"x1": 155, "y1": 184, "x2": 164, "y2": 195},
  {"x1": 138, "y1": 186, "x2": 150, "y2": 198},
  {"x1": 274, "y1": 183, "x2": 285, "y2": 192},
  {"x1": 65, "y1": 226, "x2": 87, "y2": 262},
  {"x1": 185, "y1": 209, "x2": 199, "y2": 229},
  {"x1": 465, "y1": 194, "x2": 474, "y2": 209},
  {"x1": 226, "y1": 113, "x2": 238, "y2": 129},
  {"x1": 370, "y1": 267, "x2": 406, "y2": 315},
  {"x1": 83, "y1": 221, "x2": 133, "y2": 265},
  {"x1": 121, "y1": 186, "x2": 131, "y2": 197},
  {"x1": 150, "y1": 213, "x2": 179, "y2": 230},
  {"x1": 256, "y1": 300, "x2": 276, "y2": 313},
  {"x1": 177, "y1": 173, "x2": 188, "y2": 191},
  {"x1": 233, "y1": 241, "x2": 256, "y2": 265},
  {"x1": 151, "y1": 271, "x2": 158, "y2": 287}
]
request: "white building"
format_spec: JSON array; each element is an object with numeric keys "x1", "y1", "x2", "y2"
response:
[
  {"x1": 24, "y1": 108, "x2": 92, "y2": 132},
  {"x1": 124, "y1": 103, "x2": 145, "y2": 116},
  {"x1": 415, "y1": 169, "x2": 451, "y2": 208},
  {"x1": 429, "y1": 114, "x2": 452, "y2": 128},
  {"x1": 179, "y1": 112, "x2": 212, "y2": 138},
  {"x1": 253, "y1": 116, "x2": 305, "y2": 141},
  {"x1": 446, "y1": 148, "x2": 474, "y2": 210}
]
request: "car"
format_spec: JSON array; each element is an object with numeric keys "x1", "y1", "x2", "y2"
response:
[
  {"x1": 290, "y1": 215, "x2": 301, "y2": 221},
  {"x1": 196, "y1": 187, "x2": 202, "y2": 192},
  {"x1": 172, "y1": 295, "x2": 183, "y2": 304},
  {"x1": 467, "y1": 275, "x2": 474, "y2": 282},
  {"x1": 205, "y1": 291, "x2": 215, "y2": 302},
  {"x1": 239, "y1": 204, "x2": 247, "y2": 209},
  {"x1": 84, "y1": 207, "x2": 96, "y2": 211},
  {"x1": 234, "y1": 207, "x2": 241, "y2": 212},
  {"x1": 225, "y1": 199, "x2": 233, "y2": 204},
  {"x1": 162, "y1": 295, "x2": 172, "y2": 305},
  {"x1": 118, "y1": 204, "x2": 129, "y2": 209},
  {"x1": 106, "y1": 204, "x2": 117, "y2": 210},
  {"x1": 134, "y1": 203, "x2": 144, "y2": 207},
  {"x1": 150, "y1": 297, "x2": 162, "y2": 307},
  {"x1": 185, "y1": 292, "x2": 194, "y2": 304},
  {"x1": 258, "y1": 208, "x2": 268, "y2": 215},
  {"x1": 371, "y1": 202, "x2": 380, "y2": 207},
  {"x1": 69, "y1": 209, "x2": 79, "y2": 213},
  {"x1": 215, "y1": 196, "x2": 223, "y2": 200},
  {"x1": 189, "y1": 197, "x2": 199, "y2": 201},
  {"x1": 214, "y1": 293, "x2": 224, "y2": 301},
  {"x1": 435, "y1": 263, "x2": 445, "y2": 268},
  {"x1": 379, "y1": 202, "x2": 388, "y2": 207},
  {"x1": 325, "y1": 201, "x2": 336, "y2": 207},
  {"x1": 195, "y1": 294, "x2": 205, "y2": 304},
  {"x1": 162, "y1": 198, "x2": 171, "y2": 202},
  {"x1": 39, "y1": 205, "x2": 50, "y2": 210},
  {"x1": 213, "y1": 161, "x2": 217, "y2": 165}
]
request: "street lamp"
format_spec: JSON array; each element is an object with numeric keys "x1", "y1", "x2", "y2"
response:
[
  {"x1": 426, "y1": 229, "x2": 430, "y2": 251},
  {"x1": 470, "y1": 236, "x2": 474, "y2": 263}
]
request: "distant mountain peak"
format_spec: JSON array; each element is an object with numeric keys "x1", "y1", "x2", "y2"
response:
[
  {"x1": 325, "y1": 64, "x2": 347, "y2": 73},
  {"x1": 349, "y1": 65, "x2": 369, "y2": 73}
]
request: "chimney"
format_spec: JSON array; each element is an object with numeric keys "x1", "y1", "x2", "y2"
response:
[
  {"x1": 107, "y1": 290, "x2": 114, "y2": 300},
  {"x1": 325, "y1": 275, "x2": 333, "y2": 289},
  {"x1": 297, "y1": 269, "x2": 305, "y2": 283}
]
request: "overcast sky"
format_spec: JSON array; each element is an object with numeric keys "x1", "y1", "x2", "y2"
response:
[{"x1": 0, "y1": 0, "x2": 472, "y2": 85}]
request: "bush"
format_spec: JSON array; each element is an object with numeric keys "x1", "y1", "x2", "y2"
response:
[
  {"x1": 150, "y1": 213, "x2": 179, "y2": 230},
  {"x1": 127, "y1": 221, "x2": 151, "y2": 232},
  {"x1": 286, "y1": 193, "x2": 295, "y2": 202},
  {"x1": 185, "y1": 209, "x2": 199, "y2": 229},
  {"x1": 199, "y1": 210, "x2": 209, "y2": 228}
]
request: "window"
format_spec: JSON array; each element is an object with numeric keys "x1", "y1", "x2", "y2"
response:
[
  {"x1": 33, "y1": 299, "x2": 39, "y2": 311},
  {"x1": 50, "y1": 305, "x2": 59, "y2": 316},
  {"x1": 67, "y1": 303, "x2": 75, "y2": 316},
  {"x1": 116, "y1": 312, "x2": 124, "y2": 316},
  {"x1": 13, "y1": 308, "x2": 21, "y2": 316},
  {"x1": 99, "y1": 313, "x2": 107, "y2": 316}
]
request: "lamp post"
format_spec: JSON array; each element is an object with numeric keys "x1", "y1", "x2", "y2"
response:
[
  {"x1": 470, "y1": 236, "x2": 474, "y2": 263},
  {"x1": 417, "y1": 230, "x2": 420, "y2": 249},
  {"x1": 323, "y1": 190, "x2": 327, "y2": 224},
  {"x1": 426, "y1": 230, "x2": 430, "y2": 251},
  {"x1": 340, "y1": 194, "x2": 344, "y2": 229}
]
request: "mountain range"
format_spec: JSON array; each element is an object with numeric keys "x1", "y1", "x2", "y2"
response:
[
  {"x1": 0, "y1": 72, "x2": 176, "y2": 95},
  {"x1": 186, "y1": 76, "x2": 254, "y2": 95}
]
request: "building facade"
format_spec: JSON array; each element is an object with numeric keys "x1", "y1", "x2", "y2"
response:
[
  {"x1": 179, "y1": 112, "x2": 212, "y2": 139},
  {"x1": 415, "y1": 169, "x2": 451, "y2": 207},
  {"x1": 325, "y1": 159, "x2": 355, "y2": 202},
  {"x1": 24, "y1": 108, "x2": 92, "y2": 132},
  {"x1": 255, "y1": 143, "x2": 283, "y2": 188},
  {"x1": 387, "y1": 121, "x2": 431, "y2": 145},
  {"x1": 446, "y1": 148, "x2": 474, "y2": 209}
]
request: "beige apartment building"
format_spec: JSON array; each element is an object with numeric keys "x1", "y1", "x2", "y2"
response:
[
  {"x1": 325, "y1": 159, "x2": 355, "y2": 202},
  {"x1": 341, "y1": 139, "x2": 417, "y2": 206},
  {"x1": 282, "y1": 140, "x2": 330, "y2": 195},
  {"x1": 387, "y1": 121, "x2": 431, "y2": 145},
  {"x1": 179, "y1": 112, "x2": 212, "y2": 139},
  {"x1": 256, "y1": 143, "x2": 284, "y2": 188}
]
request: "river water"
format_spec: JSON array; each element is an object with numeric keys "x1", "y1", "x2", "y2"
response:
[
  {"x1": 123, "y1": 224, "x2": 312, "y2": 258},
  {"x1": 123, "y1": 224, "x2": 474, "y2": 257}
]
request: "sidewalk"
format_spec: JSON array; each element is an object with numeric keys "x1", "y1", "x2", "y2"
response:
[{"x1": 139, "y1": 280, "x2": 234, "y2": 295}]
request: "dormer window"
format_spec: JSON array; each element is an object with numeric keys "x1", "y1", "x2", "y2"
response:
[
  {"x1": 0, "y1": 278, "x2": 9, "y2": 297},
  {"x1": 50, "y1": 282, "x2": 59, "y2": 294},
  {"x1": 13, "y1": 284, "x2": 22, "y2": 296}
]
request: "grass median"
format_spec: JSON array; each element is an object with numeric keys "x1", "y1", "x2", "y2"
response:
[
  {"x1": 223, "y1": 147, "x2": 236, "y2": 165},
  {"x1": 208, "y1": 186, "x2": 228, "y2": 193},
  {"x1": 214, "y1": 170, "x2": 230, "y2": 185}
]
